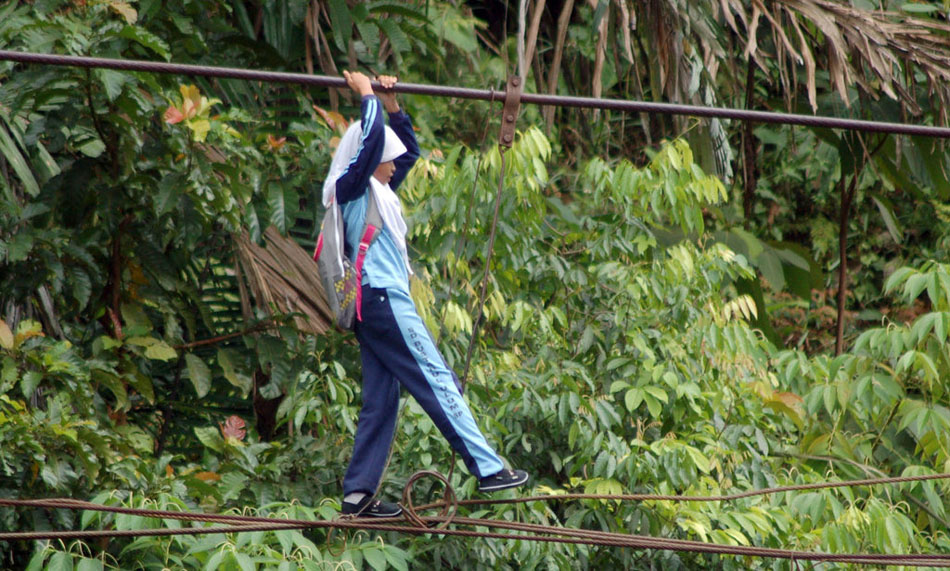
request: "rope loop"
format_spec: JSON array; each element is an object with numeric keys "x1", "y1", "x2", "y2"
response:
[
  {"x1": 401, "y1": 470, "x2": 458, "y2": 530},
  {"x1": 326, "y1": 525, "x2": 349, "y2": 557}
]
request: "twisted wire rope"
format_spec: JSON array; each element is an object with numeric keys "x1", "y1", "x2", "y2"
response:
[
  {"x1": 3, "y1": 471, "x2": 950, "y2": 566},
  {"x1": 2, "y1": 50, "x2": 950, "y2": 137}
]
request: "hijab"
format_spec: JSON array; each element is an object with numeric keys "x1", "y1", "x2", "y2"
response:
[{"x1": 322, "y1": 120, "x2": 411, "y2": 274}]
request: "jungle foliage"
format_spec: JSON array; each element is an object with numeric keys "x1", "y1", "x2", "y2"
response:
[{"x1": 2, "y1": 1, "x2": 950, "y2": 569}]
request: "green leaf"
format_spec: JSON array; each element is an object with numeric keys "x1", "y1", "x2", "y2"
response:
[
  {"x1": 204, "y1": 549, "x2": 226, "y2": 571},
  {"x1": 144, "y1": 339, "x2": 178, "y2": 361},
  {"x1": 189, "y1": 119, "x2": 210, "y2": 142},
  {"x1": 121, "y1": 303, "x2": 153, "y2": 334},
  {"x1": 246, "y1": 202, "x2": 262, "y2": 244},
  {"x1": 377, "y1": 18, "x2": 411, "y2": 56},
  {"x1": 757, "y1": 250, "x2": 786, "y2": 292},
  {"x1": 0, "y1": 122, "x2": 40, "y2": 197},
  {"x1": 76, "y1": 557, "x2": 103, "y2": 571},
  {"x1": 156, "y1": 174, "x2": 184, "y2": 216},
  {"x1": 6, "y1": 232, "x2": 34, "y2": 262},
  {"x1": 268, "y1": 185, "x2": 287, "y2": 233},
  {"x1": 871, "y1": 193, "x2": 903, "y2": 243},
  {"x1": 645, "y1": 393, "x2": 662, "y2": 418},
  {"x1": 94, "y1": 69, "x2": 128, "y2": 101},
  {"x1": 92, "y1": 369, "x2": 129, "y2": 411},
  {"x1": 194, "y1": 426, "x2": 224, "y2": 453},
  {"x1": 0, "y1": 319, "x2": 13, "y2": 350},
  {"x1": 47, "y1": 552, "x2": 72, "y2": 571},
  {"x1": 234, "y1": 552, "x2": 255, "y2": 571},
  {"x1": 116, "y1": 424, "x2": 153, "y2": 454},
  {"x1": 185, "y1": 353, "x2": 211, "y2": 398},
  {"x1": 74, "y1": 133, "x2": 106, "y2": 158},
  {"x1": 905, "y1": 273, "x2": 929, "y2": 302},
  {"x1": 901, "y1": 3, "x2": 939, "y2": 13},
  {"x1": 126, "y1": 370, "x2": 155, "y2": 403},
  {"x1": 685, "y1": 446, "x2": 711, "y2": 473},
  {"x1": 356, "y1": 20, "x2": 380, "y2": 56},
  {"x1": 382, "y1": 548, "x2": 408, "y2": 571},
  {"x1": 364, "y1": 548, "x2": 387, "y2": 571},
  {"x1": 71, "y1": 268, "x2": 92, "y2": 310},
  {"x1": 625, "y1": 388, "x2": 643, "y2": 412},
  {"x1": 118, "y1": 25, "x2": 171, "y2": 58},
  {"x1": 327, "y1": 0, "x2": 352, "y2": 52},
  {"x1": 20, "y1": 370, "x2": 42, "y2": 397},
  {"x1": 644, "y1": 385, "x2": 669, "y2": 404},
  {"x1": 885, "y1": 267, "x2": 914, "y2": 294},
  {"x1": 884, "y1": 515, "x2": 905, "y2": 552},
  {"x1": 275, "y1": 529, "x2": 294, "y2": 554},
  {"x1": 218, "y1": 348, "x2": 253, "y2": 396}
]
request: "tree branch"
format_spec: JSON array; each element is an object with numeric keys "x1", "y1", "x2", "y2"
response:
[{"x1": 173, "y1": 322, "x2": 273, "y2": 351}]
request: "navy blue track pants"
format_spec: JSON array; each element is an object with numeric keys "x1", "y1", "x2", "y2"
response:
[{"x1": 343, "y1": 285, "x2": 505, "y2": 496}]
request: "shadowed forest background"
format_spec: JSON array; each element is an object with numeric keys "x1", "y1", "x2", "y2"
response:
[{"x1": 3, "y1": 1, "x2": 950, "y2": 569}]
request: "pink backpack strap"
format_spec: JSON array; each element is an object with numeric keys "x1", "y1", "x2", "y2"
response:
[
  {"x1": 313, "y1": 233, "x2": 324, "y2": 261},
  {"x1": 354, "y1": 224, "x2": 380, "y2": 322}
]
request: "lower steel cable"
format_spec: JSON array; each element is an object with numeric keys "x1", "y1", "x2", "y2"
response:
[{"x1": 3, "y1": 471, "x2": 950, "y2": 566}]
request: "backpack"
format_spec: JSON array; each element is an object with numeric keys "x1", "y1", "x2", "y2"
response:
[{"x1": 313, "y1": 187, "x2": 383, "y2": 330}]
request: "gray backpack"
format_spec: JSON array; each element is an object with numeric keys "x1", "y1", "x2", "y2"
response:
[{"x1": 313, "y1": 188, "x2": 383, "y2": 330}]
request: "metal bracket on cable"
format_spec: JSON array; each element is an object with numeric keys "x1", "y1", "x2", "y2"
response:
[{"x1": 498, "y1": 75, "x2": 523, "y2": 148}]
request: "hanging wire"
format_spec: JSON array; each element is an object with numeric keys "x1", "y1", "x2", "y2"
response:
[{"x1": 460, "y1": 149, "x2": 509, "y2": 384}]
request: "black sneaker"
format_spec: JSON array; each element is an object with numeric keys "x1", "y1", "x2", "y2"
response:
[
  {"x1": 478, "y1": 469, "x2": 529, "y2": 492},
  {"x1": 341, "y1": 496, "x2": 403, "y2": 518}
]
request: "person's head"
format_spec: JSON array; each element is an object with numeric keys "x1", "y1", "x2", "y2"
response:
[
  {"x1": 322, "y1": 121, "x2": 407, "y2": 206},
  {"x1": 373, "y1": 160, "x2": 396, "y2": 185},
  {"x1": 373, "y1": 126, "x2": 406, "y2": 184}
]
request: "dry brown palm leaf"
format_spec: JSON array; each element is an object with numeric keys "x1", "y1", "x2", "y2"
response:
[
  {"x1": 234, "y1": 226, "x2": 333, "y2": 336},
  {"x1": 720, "y1": 0, "x2": 950, "y2": 119}
]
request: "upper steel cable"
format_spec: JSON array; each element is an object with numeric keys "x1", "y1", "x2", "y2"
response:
[{"x1": 2, "y1": 49, "x2": 950, "y2": 138}]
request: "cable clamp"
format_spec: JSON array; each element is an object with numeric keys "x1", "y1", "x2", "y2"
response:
[{"x1": 498, "y1": 75, "x2": 523, "y2": 148}]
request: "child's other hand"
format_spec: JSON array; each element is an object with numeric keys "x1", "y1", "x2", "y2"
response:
[
  {"x1": 343, "y1": 70, "x2": 373, "y2": 97},
  {"x1": 375, "y1": 75, "x2": 400, "y2": 113}
]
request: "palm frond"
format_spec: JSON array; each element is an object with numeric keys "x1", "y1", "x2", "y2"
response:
[
  {"x1": 234, "y1": 226, "x2": 333, "y2": 336},
  {"x1": 721, "y1": 0, "x2": 950, "y2": 118}
]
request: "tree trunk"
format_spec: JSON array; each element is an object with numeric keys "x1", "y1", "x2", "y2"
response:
[
  {"x1": 588, "y1": 0, "x2": 608, "y2": 101},
  {"x1": 305, "y1": 2, "x2": 339, "y2": 111},
  {"x1": 835, "y1": 173, "x2": 857, "y2": 355},
  {"x1": 742, "y1": 59, "x2": 758, "y2": 224},
  {"x1": 524, "y1": 0, "x2": 546, "y2": 79},
  {"x1": 544, "y1": 0, "x2": 575, "y2": 133},
  {"x1": 253, "y1": 369, "x2": 283, "y2": 441}
]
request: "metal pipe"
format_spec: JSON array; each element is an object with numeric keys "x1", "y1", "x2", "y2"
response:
[{"x1": 3, "y1": 49, "x2": 950, "y2": 138}]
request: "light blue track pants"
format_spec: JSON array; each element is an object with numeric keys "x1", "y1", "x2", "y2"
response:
[{"x1": 343, "y1": 285, "x2": 505, "y2": 495}]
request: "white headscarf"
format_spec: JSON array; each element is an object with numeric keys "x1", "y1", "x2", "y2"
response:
[{"x1": 322, "y1": 121, "x2": 411, "y2": 274}]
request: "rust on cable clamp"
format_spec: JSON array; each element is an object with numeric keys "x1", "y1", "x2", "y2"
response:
[{"x1": 498, "y1": 75, "x2": 523, "y2": 148}]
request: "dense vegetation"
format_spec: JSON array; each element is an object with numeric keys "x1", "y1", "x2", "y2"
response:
[{"x1": 3, "y1": 1, "x2": 950, "y2": 569}]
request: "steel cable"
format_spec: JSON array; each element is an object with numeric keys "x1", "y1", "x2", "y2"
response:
[
  {"x1": 3, "y1": 471, "x2": 950, "y2": 565},
  {"x1": 2, "y1": 50, "x2": 950, "y2": 137}
]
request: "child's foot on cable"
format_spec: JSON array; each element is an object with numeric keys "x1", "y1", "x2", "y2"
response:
[
  {"x1": 478, "y1": 469, "x2": 529, "y2": 492},
  {"x1": 341, "y1": 495, "x2": 402, "y2": 518}
]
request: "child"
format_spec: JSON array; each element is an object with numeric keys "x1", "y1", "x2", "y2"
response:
[{"x1": 322, "y1": 71, "x2": 528, "y2": 518}]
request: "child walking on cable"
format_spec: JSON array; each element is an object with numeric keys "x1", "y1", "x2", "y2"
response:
[{"x1": 323, "y1": 70, "x2": 529, "y2": 518}]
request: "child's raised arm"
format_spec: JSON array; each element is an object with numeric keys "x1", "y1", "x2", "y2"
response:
[
  {"x1": 376, "y1": 75, "x2": 420, "y2": 191},
  {"x1": 333, "y1": 71, "x2": 385, "y2": 204}
]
